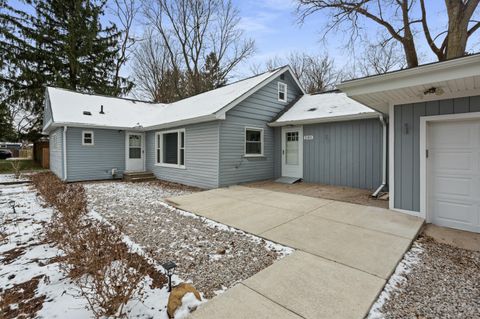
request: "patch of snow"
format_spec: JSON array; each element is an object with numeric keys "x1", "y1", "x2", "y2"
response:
[
  {"x1": 367, "y1": 242, "x2": 424, "y2": 319},
  {"x1": 0, "y1": 173, "x2": 31, "y2": 183},
  {"x1": 47, "y1": 68, "x2": 281, "y2": 130},
  {"x1": 273, "y1": 92, "x2": 377, "y2": 125},
  {"x1": 174, "y1": 292, "x2": 204, "y2": 319}
]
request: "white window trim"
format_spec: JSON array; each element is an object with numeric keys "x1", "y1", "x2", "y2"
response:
[
  {"x1": 244, "y1": 127, "x2": 264, "y2": 157},
  {"x1": 155, "y1": 128, "x2": 186, "y2": 169},
  {"x1": 278, "y1": 82, "x2": 287, "y2": 102},
  {"x1": 82, "y1": 130, "x2": 94, "y2": 146}
]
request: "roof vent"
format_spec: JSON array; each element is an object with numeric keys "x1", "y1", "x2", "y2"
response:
[
  {"x1": 280, "y1": 73, "x2": 285, "y2": 80},
  {"x1": 100, "y1": 105, "x2": 105, "y2": 114},
  {"x1": 307, "y1": 107, "x2": 317, "y2": 112},
  {"x1": 83, "y1": 111, "x2": 92, "y2": 116}
]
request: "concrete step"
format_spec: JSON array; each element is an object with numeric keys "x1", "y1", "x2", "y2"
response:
[{"x1": 123, "y1": 171, "x2": 156, "y2": 182}]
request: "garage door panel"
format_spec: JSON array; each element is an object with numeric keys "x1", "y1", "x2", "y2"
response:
[
  {"x1": 429, "y1": 123, "x2": 474, "y2": 147},
  {"x1": 432, "y1": 175, "x2": 473, "y2": 197},
  {"x1": 432, "y1": 151, "x2": 473, "y2": 171},
  {"x1": 433, "y1": 199, "x2": 476, "y2": 223}
]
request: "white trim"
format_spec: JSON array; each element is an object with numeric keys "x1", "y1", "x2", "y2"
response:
[
  {"x1": 269, "y1": 112, "x2": 379, "y2": 127},
  {"x1": 125, "y1": 132, "x2": 145, "y2": 172},
  {"x1": 62, "y1": 126, "x2": 67, "y2": 181},
  {"x1": 82, "y1": 130, "x2": 94, "y2": 146},
  {"x1": 244, "y1": 127, "x2": 264, "y2": 157},
  {"x1": 419, "y1": 111, "x2": 480, "y2": 222},
  {"x1": 278, "y1": 82, "x2": 287, "y2": 102},
  {"x1": 155, "y1": 128, "x2": 186, "y2": 169},
  {"x1": 338, "y1": 54, "x2": 480, "y2": 94},
  {"x1": 388, "y1": 102, "x2": 395, "y2": 210}
]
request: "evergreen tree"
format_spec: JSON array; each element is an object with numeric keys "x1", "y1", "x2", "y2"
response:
[
  {"x1": 0, "y1": 0, "x2": 132, "y2": 140},
  {"x1": 202, "y1": 52, "x2": 226, "y2": 91}
]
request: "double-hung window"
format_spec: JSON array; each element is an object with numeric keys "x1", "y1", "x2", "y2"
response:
[
  {"x1": 82, "y1": 131, "x2": 94, "y2": 146},
  {"x1": 156, "y1": 129, "x2": 185, "y2": 168},
  {"x1": 278, "y1": 82, "x2": 287, "y2": 102},
  {"x1": 245, "y1": 127, "x2": 264, "y2": 157}
]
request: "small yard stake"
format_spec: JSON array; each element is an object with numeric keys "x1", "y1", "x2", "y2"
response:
[{"x1": 162, "y1": 261, "x2": 177, "y2": 292}]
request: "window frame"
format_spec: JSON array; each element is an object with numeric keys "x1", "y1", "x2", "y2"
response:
[
  {"x1": 244, "y1": 127, "x2": 264, "y2": 157},
  {"x1": 155, "y1": 128, "x2": 186, "y2": 169},
  {"x1": 82, "y1": 130, "x2": 94, "y2": 146},
  {"x1": 278, "y1": 82, "x2": 288, "y2": 102}
]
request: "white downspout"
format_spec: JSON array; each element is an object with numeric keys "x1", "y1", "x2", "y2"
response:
[
  {"x1": 372, "y1": 115, "x2": 387, "y2": 197},
  {"x1": 63, "y1": 126, "x2": 68, "y2": 181}
]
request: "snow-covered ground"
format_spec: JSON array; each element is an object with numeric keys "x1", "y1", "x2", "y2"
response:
[
  {"x1": 0, "y1": 183, "x2": 200, "y2": 318},
  {"x1": 0, "y1": 173, "x2": 30, "y2": 183}
]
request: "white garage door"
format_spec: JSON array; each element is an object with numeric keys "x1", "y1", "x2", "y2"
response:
[{"x1": 428, "y1": 119, "x2": 480, "y2": 233}]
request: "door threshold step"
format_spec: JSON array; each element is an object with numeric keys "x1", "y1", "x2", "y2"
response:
[{"x1": 275, "y1": 176, "x2": 302, "y2": 184}]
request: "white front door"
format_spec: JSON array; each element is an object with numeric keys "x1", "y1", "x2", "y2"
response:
[
  {"x1": 281, "y1": 126, "x2": 303, "y2": 178},
  {"x1": 427, "y1": 119, "x2": 480, "y2": 233},
  {"x1": 125, "y1": 132, "x2": 145, "y2": 172}
]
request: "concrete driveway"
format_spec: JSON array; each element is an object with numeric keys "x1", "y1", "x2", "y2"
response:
[{"x1": 166, "y1": 186, "x2": 424, "y2": 319}]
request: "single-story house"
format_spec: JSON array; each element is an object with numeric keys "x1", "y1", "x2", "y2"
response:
[
  {"x1": 338, "y1": 53, "x2": 480, "y2": 233},
  {"x1": 43, "y1": 54, "x2": 480, "y2": 234},
  {"x1": 43, "y1": 65, "x2": 384, "y2": 190}
]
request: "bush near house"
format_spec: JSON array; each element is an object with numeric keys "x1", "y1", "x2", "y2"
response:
[{"x1": 31, "y1": 172, "x2": 167, "y2": 318}]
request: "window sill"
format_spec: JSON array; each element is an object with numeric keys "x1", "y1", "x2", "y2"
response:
[
  {"x1": 155, "y1": 163, "x2": 186, "y2": 169},
  {"x1": 243, "y1": 154, "x2": 265, "y2": 158}
]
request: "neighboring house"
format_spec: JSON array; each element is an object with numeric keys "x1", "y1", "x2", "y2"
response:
[{"x1": 339, "y1": 53, "x2": 480, "y2": 233}]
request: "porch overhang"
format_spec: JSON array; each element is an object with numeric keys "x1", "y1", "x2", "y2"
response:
[{"x1": 337, "y1": 54, "x2": 480, "y2": 114}]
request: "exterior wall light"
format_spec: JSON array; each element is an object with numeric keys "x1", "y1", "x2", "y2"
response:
[{"x1": 162, "y1": 261, "x2": 177, "y2": 292}]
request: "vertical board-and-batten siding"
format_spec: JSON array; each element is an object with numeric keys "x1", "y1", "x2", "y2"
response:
[
  {"x1": 218, "y1": 72, "x2": 303, "y2": 186},
  {"x1": 394, "y1": 95, "x2": 480, "y2": 212},
  {"x1": 303, "y1": 119, "x2": 383, "y2": 190},
  {"x1": 66, "y1": 127, "x2": 125, "y2": 181},
  {"x1": 49, "y1": 127, "x2": 63, "y2": 180},
  {"x1": 145, "y1": 121, "x2": 220, "y2": 189}
]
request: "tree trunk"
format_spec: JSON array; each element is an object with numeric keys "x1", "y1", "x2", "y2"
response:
[{"x1": 445, "y1": 0, "x2": 479, "y2": 59}]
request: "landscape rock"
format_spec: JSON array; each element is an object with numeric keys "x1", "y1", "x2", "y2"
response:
[{"x1": 167, "y1": 283, "x2": 201, "y2": 318}]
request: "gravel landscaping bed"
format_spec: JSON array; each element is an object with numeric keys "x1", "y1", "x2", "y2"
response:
[
  {"x1": 369, "y1": 235, "x2": 480, "y2": 319},
  {"x1": 84, "y1": 181, "x2": 292, "y2": 299}
]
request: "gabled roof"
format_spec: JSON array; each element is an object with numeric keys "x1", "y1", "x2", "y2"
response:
[
  {"x1": 44, "y1": 65, "x2": 303, "y2": 132},
  {"x1": 270, "y1": 91, "x2": 378, "y2": 126}
]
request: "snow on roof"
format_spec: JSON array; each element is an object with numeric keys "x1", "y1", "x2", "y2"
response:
[
  {"x1": 271, "y1": 92, "x2": 378, "y2": 126},
  {"x1": 46, "y1": 68, "x2": 282, "y2": 131}
]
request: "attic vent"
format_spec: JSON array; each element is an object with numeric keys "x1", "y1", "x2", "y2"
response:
[
  {"x1": 307, "y1": 107, "x2": 317, "y2": 112},
  {"x1": 83, "y1": 111, "x2": 92, "y2": 116},
  {"x1": 280, "y1": 73, "x2": 285, "y2": 80}
]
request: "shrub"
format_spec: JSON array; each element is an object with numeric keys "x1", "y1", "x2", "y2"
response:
[{"x1": 31, "y1": 172, "x2": 166, "y2": 318}]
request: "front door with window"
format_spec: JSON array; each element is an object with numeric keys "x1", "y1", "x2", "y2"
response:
[
  {"x1": 281, "y1": 126, "x2": 303, "y2": 178},
  {"x1": 126, "y1": 132, "x2": 144, "y2": 171}
]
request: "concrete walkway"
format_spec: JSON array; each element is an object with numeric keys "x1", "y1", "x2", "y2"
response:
[{"x1": 166, "y1": 186, "x2": 424, "y2": 319}]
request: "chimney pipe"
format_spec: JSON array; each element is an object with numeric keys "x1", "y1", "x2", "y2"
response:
[{"x1": 100, "y1": 105, "x2": 105, "y2": 114}]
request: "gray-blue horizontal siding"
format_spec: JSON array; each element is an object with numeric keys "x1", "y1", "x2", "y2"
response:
[
  {"x1": 394, "y1": 95, "x2": 480, "y2": 212},
  {"x1": 49, "y1": 128, "x2": 63, "y2": 180},
  {"x1": 219, "y1": 72, "x2": 303, "y2": 186},
  {"x1": 303, "y1": 119, "x2": 383, "y2": 190},
  {"x1": 66, "y1": 127, "x2": 125, "y2": 181},
  {"x1": 145, "y1": 121, "x2": 220, "y2": 189}
]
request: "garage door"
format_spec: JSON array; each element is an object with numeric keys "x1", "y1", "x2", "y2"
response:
[{"x1": 428, "y1": 119, "x2": 480, "y2": 233}]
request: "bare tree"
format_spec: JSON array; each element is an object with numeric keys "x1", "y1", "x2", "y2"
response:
[
  {"x1": 358, "y1": 41, "x2": 406, "y2": 76},
  {"x1": 110, "y1": 0, "x2": 140, "y2": 92},
  {"x1": 141, "y1": 0, "x2": 255, "y2": 98},
  {"x1": 296, "y1": 0, "x2": 480, "y2": 67},
  {"x1": 131, "y1": 31, "x2": 184, "y2": 103},
  {"x1": 253, "y1": 52, "x2": 339, "y2": 93}
]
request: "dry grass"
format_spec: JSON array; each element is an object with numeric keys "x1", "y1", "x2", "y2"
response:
[
  {"x1": 0, "y1": 275, "x2": 46, "y2": 319},
  {"x1": 31, "y1": 172, "x2": 167, "y2": 318}
]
